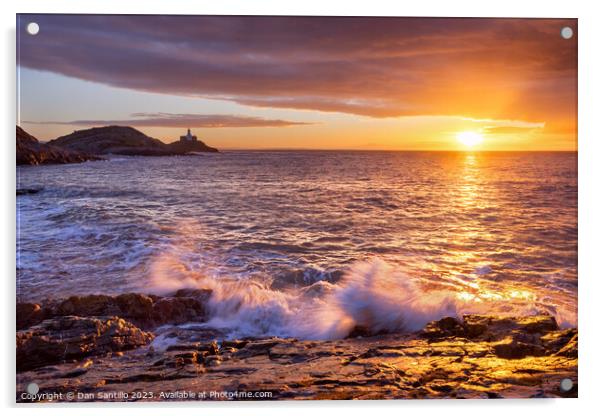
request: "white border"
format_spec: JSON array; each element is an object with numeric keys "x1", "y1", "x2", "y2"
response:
[{"x1": 2, "y1": 1, "x2": 601, "y2": 415}]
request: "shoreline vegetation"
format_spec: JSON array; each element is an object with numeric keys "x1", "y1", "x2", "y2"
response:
[
  {"x1": 16, "y1": 125, "x2": 218, "y2": 166},
  {"x1": 16, "y1": 290, "x2": 578, "y2": 401}
]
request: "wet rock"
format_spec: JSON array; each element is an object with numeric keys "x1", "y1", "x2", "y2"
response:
[
  {"x1": 421, "y1": 315, "x2": 559, "y2": 359},
  {"x1": 165, "y1": 343, "x2": 201, "y2": 352},
  {"x1": 462, "y1": 315, "x2": 490, "y2": 338},
  {"x1": 541, "y1": 328, "x2": 577, "y2": 354},
  {"x1": 515, "y1": 316, "x2": 559, "y2": 334},
  {"x1": 115, "y1": 293, "x2": 154, "y2": 320},
  {"x1": 463, "y1": 315, "x2": 558, "y2": 341},
  {"x1": 421, "y1": 317, "x2": 465, "y2": 339},
  {"x1": 16, "y1": 316, "x2": 153, "y2": 371},
  {"x1": 492, "y1": 336, "x2": 546, "y2": 359},
  {"x1": 61, "y1": 367, "x2": 90, "y2": 378},
  {"x1": 347, "y1": 326, "x2": 373, "y2": 338},
  {"x1": 234, "y1": 339, "x2": 285, "y2": 359},
  {"x1": 16, "y1": 303, "x2": 46, "y2": 329},
  {"x1": 171, "y1": 288, "x2": 213, "y2": 300},
  {"x1": 222, "y1": 339, "x2": 249, "y2": 349},
  {"x1": 172, "y1": 351, "x2": 203, "y2": 365},
  {"x1": 200, "y1": 340, "x2": 219, "y2": 355},
  {"x1": 49, "y1": 292, "x2": 211, "y2": 328},
  {"x1": 55, "y1": 294, "x2": 118, "y2": 316},
  {"x1": 430, "y1": 384, "x2": 454, "y2": 393},
  {"x1": 347, "y1": 325, "x2": 391, "y2": 338},
  {"x1": 151, "y1": 297, "x2": 205, "y2": 325},
  {"x1": 205, "y1": 356, "x2": 222, "y2": 367},
  {"x1": 16, "y1": 188, "x2": 43, "y2": 196},
  {"x1": 269, "y1": 343, "x2": 312, "y2": 362},
  {"x1": 555, "y1": 334, "x2": 578, "y2": 358}
]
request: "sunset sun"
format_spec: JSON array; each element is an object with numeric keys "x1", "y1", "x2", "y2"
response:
[{"x1": 457, "y1": 131, "x2": 484, "y2": 147}]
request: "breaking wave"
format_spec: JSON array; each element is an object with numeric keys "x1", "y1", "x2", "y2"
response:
[{"x1": 149, "y1": 255, "x2": 576, "y2": 340}]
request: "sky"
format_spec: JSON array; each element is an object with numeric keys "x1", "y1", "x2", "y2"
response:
[{"x1": 17, "y1": 15, "x2": 577, "y2": 150}]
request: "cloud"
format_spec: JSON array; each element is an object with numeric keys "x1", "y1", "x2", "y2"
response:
[
  {"x1": 484, "y1": 126, "x2": 543, "y2": 134},
  {"x1": 23, "y1": 113, "x2": 313, "y2": 128},
  {"x1": 17, "y1": 15, "x2": 577, "y2": 125}
]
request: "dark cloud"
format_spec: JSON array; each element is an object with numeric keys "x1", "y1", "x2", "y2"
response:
[
  {"x1": 17, "y1": 15, "x2": 577, "y2": 124},
  {"x1": 23, "y1": 112, "x2": 313, "y2": 128}
]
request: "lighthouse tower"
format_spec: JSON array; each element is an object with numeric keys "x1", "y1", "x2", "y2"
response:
[{"x1": 179, "y1": 129, "x2": 198, "y2": 142}]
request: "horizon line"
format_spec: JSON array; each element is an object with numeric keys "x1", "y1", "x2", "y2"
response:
[{"x1": 213, "y1": 148, "x2": 578, "y2": 152}]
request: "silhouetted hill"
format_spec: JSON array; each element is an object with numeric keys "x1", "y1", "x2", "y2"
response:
[
  {"x1": 48, "y1": 126, "x2": 218, "y2": 155},
  {"x1": 16, "y1": 126, "x2": 100, "y2": 166},
  {"x1": 49, "y1": 126, "x2": 170, "y2": 155}
]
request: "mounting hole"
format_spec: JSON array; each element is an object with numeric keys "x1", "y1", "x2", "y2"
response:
[
  {"x1": 560, "y1": 26, "x2": 573, "y2": 40},
  {"x1": 26, "y1": 22, "x2": 40, "y2": 36},
  {"x1": 26, "y1": 382, "x2": 39, "y2": 395},
  {"x1": 559, "y1": 378, "x2": 574, "y2": 392}
]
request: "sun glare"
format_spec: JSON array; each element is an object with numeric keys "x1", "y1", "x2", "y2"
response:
[{"x1": 457, "y1": 131, "x2": 484, "y2": 147}]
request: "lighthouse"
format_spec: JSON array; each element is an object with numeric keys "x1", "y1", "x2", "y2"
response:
[{"x1": 179, "y1": 129, "x2": 198, "y2": 143}]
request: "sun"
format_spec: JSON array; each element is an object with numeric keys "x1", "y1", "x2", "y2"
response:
[{"x1": 457, "y1": 131, "x2": 484, "y2": 147}]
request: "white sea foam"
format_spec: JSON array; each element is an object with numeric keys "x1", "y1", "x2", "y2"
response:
[
  {"x1": 293, "y1": 259, "x2": 459, "y2": 339},
  {"x1": 149, "y1": 254, "x2": 576, "y2": 340}
]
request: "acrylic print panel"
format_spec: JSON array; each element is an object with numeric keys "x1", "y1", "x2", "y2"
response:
[{"x1": 16, "y1": 14, "x2": 577, "y2": 402}]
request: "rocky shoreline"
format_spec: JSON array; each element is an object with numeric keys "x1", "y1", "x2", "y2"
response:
[
  {"x1": 16, "y1": 291, "x2": 577, "y2": 401},
  {"x1": 16, "y1": 126, "x2": 101, "y2": 166}
]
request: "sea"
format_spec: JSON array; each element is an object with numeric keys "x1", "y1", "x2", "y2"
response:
[{"x1": 16, "y1": 151, "x2": 578, "y2": 340}]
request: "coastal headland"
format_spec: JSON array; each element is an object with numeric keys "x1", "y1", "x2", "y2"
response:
[{"x1": 16, "y1": 125, "x2": 218, "y2": 166}]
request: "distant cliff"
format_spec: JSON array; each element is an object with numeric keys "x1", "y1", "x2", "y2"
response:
[
  {"x1": 16, "y1": 126, "x2": 100, "y2": 166},
  {"x1": 48, "y1": 126, "x2": 218, "y2": 156}
]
